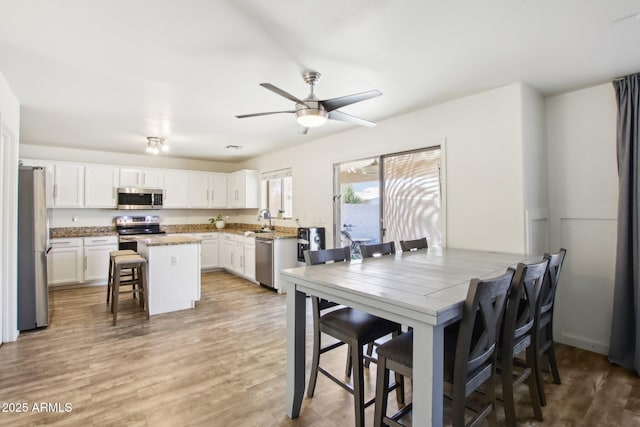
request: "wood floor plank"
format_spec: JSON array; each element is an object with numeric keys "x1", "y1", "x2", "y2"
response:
[{"x1": 0, "y1": 270, "x2": 639, "y2": 426}]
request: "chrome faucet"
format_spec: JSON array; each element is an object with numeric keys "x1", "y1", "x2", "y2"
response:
[{"x1": 257, "y1": 209, "x2": 272, "y2": 230}]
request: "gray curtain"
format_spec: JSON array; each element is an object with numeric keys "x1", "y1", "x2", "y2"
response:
[{"x1": 609, "y1": 72, "x2": 640, "y2": 373}]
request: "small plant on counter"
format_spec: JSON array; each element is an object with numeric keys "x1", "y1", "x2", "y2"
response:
[
  {"x1": 209, "y1": 214, "x2": 226, "y2": 229},
  {"x1": 209, "y1": 214, "x2": 224, "y2": 224}
]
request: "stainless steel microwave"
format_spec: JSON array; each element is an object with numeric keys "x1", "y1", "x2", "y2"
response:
[{"x1": 117, "y1": 187, "x2": 163, "y2": 209}]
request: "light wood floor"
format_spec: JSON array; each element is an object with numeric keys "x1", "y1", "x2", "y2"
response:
[{"x1": 1, "y1": 271, "x2": 639, "y2": 426}]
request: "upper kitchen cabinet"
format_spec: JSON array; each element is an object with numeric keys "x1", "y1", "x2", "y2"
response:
[
  {"x1": 84, "y1": 165, "x2": 119, "y2": 208},
  {"x1": 186, "y1": 172, "x2": 228, "y2": 209},
  {"x1": 163, "y1": 170, "x2": 189, "y2": 208},
  {"x1": 187, "y1": 172, "x2": 210, "y2": 208},
  {"x1": 209, "y1": 173, "x2": 227, "y2": 208},
  {"x1": 227, "y1": 170, "x2": 259, "y2": 208},
  {"x1": 119, "y1": 168, "x2": 164, "y2": 188},
  {"x1": 53, "y1": 163, "x2": 84, "y2": 208}
]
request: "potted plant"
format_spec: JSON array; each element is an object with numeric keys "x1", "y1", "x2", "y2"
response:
[{"x1": 209, "y1": 214, "x2": 225, "y2": 229}]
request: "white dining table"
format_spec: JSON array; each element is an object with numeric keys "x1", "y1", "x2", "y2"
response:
[{"x1": 281, "y1": 247, "x2": 540, "y2": 426}]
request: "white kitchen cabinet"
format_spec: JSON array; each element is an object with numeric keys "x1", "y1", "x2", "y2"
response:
[
  {"x1": 47, "y1": 238, "x2": 83, "y2": 285},
  {"x1": 53, "y1": 163, "x2": 84, "y2": 208},
  {"x1": 273, "y1": 238, "x2": 298, "y2": 293},
  {"x1": 197, "y1": 232, "x2": 220, "y2": 270},
  {"x1": 163, "y1": 170, "x2": 189, "y2": 208},
  {"x1": 244, "y1": 236, "x2": 256, "y2": 282},
  {"x1": 227, "y1": 170, "x2": 259, "y2": 208},
  {"x1": 209, "y1": 173, "x2": 227, "y2": 208},
  {"x1": 188, "y1": 172, "x2": 210, "y2": 208},
  {"x1": 84, "y1": 165, "x2": 119, "y2": 208},
  {"x1": 83, "y1": 236, "x2": 118, "y2": 283},
  {"x1": 221, "y1": 233, "x2": 245, "y2": 275},
  {"x1": 119, "y1": 168, "x2": 164, "y2": 188}
]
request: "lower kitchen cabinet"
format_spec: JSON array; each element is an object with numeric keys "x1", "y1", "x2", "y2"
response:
[
  {"x1": 83, "y1": 236, "x2": 118, "y2": 282},
  {"x1": 244, "y1": 236, "x2": 256, "y2": 282},
  {"x1": 47, "y1": 238, "x2": 83, "y2": 285},
  {"x1": 196, "y1": 233, "x2": 220, "y2": 270},
  {"x1": 48, "y1": 236, "x2": 118, "y2": 286}
]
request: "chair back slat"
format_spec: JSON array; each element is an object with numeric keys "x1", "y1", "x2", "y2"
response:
[
  {"x1": 400, "y1": 238, "x2": 428, "y2": 252},
  {"x1": 361, "y1": 242, "x2": 396, "y2": 258}
]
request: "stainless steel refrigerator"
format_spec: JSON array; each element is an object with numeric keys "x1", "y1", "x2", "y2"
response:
[{"x1": 18, "y1": 166, "x2": 49, "y2": 331}]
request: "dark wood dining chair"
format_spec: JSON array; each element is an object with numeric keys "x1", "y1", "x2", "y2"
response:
[
  {"x1": 373, "y1": 269, "x2": 513, "y2": 427},
  {"x1": 499, "y1": 259, "x2": 549, "y2": 426},
  {"x1": 534, "y1": 248, "x2": 567, "y2": 406},
  {"x1": 399, "y1": 237, "x2": 428, "y2": 252},
  {"x1": 304, "y1": 248, "x2": 403, "y2": 427},
  {"x1": 361, "y1": 241, "x2": 396, "y2": 258}
]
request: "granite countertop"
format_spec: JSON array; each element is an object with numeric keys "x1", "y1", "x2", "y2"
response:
[
  {"x1": 49, "y1": 224, "x2": 299, "y2": 240},
  {"x1": 123, "y1": 235, "x2": 201, "y2": 247}
]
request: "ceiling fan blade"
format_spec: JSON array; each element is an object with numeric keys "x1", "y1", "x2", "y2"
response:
[
  {"x1": 260, "y1": 83, "x2": 309, "y2": 107},
  {"x1": 320, "y1": 90, "x2": 382, "y2": 112},
  {"x1": 328, "y1": 110, "x2": 376, "y2": 127},
  {"x1": 235, "y1": 110, "x2": 295, "y2": 119},
  {"x1": 298, "y1": 125, "x2": 309, "y2": 135}
]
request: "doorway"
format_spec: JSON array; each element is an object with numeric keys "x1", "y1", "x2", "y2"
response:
[{"x1": 333, "y1": 146, "x2": 443, "y2": 254}]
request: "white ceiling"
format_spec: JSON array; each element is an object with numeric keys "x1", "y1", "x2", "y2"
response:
[{"x1": 1, "y1": 1, "x2": 639, "y2": 162}]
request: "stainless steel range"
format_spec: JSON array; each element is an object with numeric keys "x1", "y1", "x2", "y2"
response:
[{"x1": 115, "y1": 215, "x2": 166, "y2": 251}]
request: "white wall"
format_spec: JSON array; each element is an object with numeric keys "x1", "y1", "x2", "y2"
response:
[
  {"x1": 0, "y1": 69, "x2": 21, "y2": 343},
  {"x1": 241, "y1": 83, "x2": 530, "y2": 253},
  {"x1": 546, "y1": 83, "x2": 618, "y2": 354},
  {"x1": 521, "y1": 85, "x2": 550, "y2": 254}
]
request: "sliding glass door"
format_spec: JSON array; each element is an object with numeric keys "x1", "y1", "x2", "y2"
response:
[
  {"x1": 381, "y1": 147, "x2": 443, "y2": 247},
  {"x1": 333, "y1": 158, "x2": 381, "y2": 253},
  {"x1": 334, "y1": 146, "x2": 443, "y2": 254}
]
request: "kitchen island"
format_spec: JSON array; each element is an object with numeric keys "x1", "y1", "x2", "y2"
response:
[{"x1": 131, "y1": 235, "x2": 202, "y2": 315}]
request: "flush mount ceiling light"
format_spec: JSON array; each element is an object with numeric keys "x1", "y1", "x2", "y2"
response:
[{"x1": 146, "y1": 137, "x2": 168, "y2": 155}]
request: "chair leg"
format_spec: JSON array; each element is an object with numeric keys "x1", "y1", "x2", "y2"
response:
[
  {"x1": 107, "y1": 257, "x2": 113, "y2": 304},
  {"x1": 112, "y1": 266, "x2": 120, "y2": 326},
  {"x1": 527, "y1": 347, "x2": 544, "y2": 421},
  {"x1": 345, "y1": 346, "x2": 353, "y2": 378},
  {"x1": 487, "y1": 366, "x2": 498, "y2": 427},
  {"x1": 501, "y1": 354, "x2": 517, "y2": 427},
  {"x1": 140, "y1": 263, "x2": 149, "y2": 319},
  {"x1": 546, "y1": 324, "x2": 561, "y2": 384},
  {"x1": 307, "y1": 323, "x2": 322, "y2": 398},
  {"x1": 364, "y1": 342, "x2": 374, "y2": 368},
  {"x1": 351, "y1": 340, "x2": 365, "y2": 427},
  {"x1": 374, "y1": 357, "x2": 390, "y2": 427}
]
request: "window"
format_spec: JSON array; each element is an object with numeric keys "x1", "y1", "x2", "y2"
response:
[{"x1": 261, "y1": 168, "x2": 293, "y2": 219}]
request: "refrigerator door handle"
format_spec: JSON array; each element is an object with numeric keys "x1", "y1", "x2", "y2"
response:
[{"x1": 45, "y1": 246, "x2": 53, "y2": 255}]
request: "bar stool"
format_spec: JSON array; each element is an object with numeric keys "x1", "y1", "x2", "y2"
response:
[
  {"x1": 107, "y1": 249, "x2": 137, "y2": 304},
  {"x1": 112, "y1": 254, "x2": 149, "y2": 326}
]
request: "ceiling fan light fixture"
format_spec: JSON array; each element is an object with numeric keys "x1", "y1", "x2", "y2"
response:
[{"x1": 295, "y1": 108, "x2": 328, "y2": 128}]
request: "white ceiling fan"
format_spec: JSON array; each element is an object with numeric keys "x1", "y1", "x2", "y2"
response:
[{"x1": 236, "y1": 71, "x2": 382, "y2": 134}]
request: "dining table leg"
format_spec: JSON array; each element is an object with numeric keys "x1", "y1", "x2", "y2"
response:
[
  {"x1": 286, "y1": 286, "x2": 307, "y2": 418},
  {"x1": 412, "y1": 321, "x2": 445, "y2": 427}
]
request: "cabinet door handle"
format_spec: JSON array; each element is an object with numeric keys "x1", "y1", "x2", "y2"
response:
[
  {"x1": 84, "y1": 255, "x2": 87, "y2": 270},
  {"x1": 53, "y1": 184, "x2": 58, "y2": 199}
]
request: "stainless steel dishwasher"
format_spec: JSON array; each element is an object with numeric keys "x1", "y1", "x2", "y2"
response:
[{"x1": 255, "y1": 238, "x2": 274, "y2": 289}]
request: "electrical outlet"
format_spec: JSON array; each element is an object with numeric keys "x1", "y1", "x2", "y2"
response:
[
  {"x1": 72, "y1": 215, "x2": 79, "y2": 222},
  {"x1": 171, "y1": 256, "x2": 178, "y2": 265}
]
